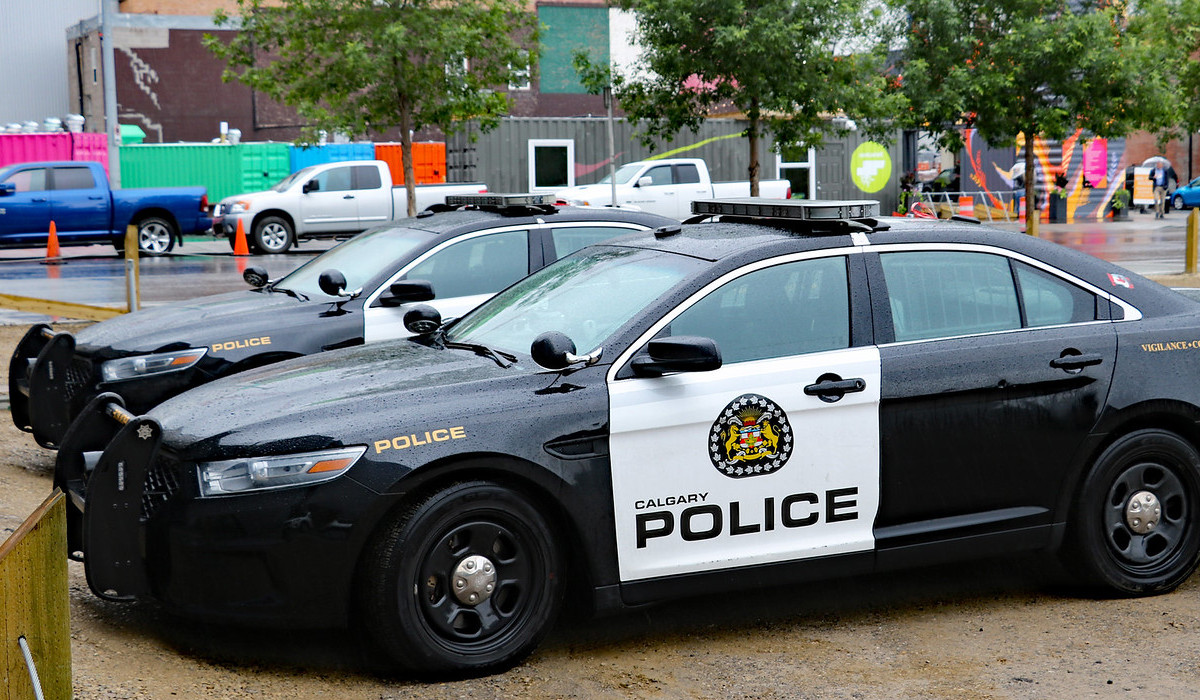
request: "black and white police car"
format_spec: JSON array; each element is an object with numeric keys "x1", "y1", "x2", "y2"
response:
[
  {"x1": 58, "y1": 198, "x2": 1200, "y2": 676},
  {"x1": 9, "y1": 194, "x2": 674, "y2": 448}
]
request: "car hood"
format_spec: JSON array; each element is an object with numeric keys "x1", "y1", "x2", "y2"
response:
[
  {"x1": 75, "y1": 290, "x2": 304, "y2": 357},
  {"x1": 151, "y1": 338, "x2": 536, "y2": 455}
]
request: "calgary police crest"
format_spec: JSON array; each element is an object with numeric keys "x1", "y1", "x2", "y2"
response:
[{"x1": 708, "y1": 394, "x2": 793, "y2": 478}]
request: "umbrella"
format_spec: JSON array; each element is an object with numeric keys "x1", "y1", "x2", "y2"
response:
[{"x1": 1142, "y1": 156, "x2": 1173, "y2": 168}]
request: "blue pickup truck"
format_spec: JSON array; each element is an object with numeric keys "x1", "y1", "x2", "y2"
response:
[{"x1": 0, "y1": 161, "x2": 212, "y2": 256}]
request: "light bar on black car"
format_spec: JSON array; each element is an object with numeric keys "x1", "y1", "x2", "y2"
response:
[
  {"x1": 446, "y1": 193, "x2": 555, "y2": 207},
  {"x1": 691, "y1": 198, "x2": 880, "y2": 220}
]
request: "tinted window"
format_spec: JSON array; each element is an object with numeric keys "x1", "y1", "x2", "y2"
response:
[
  {"x1": 405, "y1": 230, "x2": 528, "y2": 298},
  {"x1": 53, "y1": 167, "x2": 96, "y2": 190},
  {"x1": 643, "y1": 166, "x2": 673, "y2": 186},
  {"x1": 3, "y1": 168, "x2": 48, "y2": 192},
  {"x1": 313, "y1": 167, "x2": 352, "y2": 192},
  {"x1": 668, "y1": 257, "x2": 849, "y2": 363},
  {"x1": 676, "y1": 164, "x2": 701, "y2": 184},
  {"x1": 551, "y1": 225, "x2": 639, "y2": 259},
  {"x1": 1014, "y1": 261, "x2": 1097, "y2": 326},
  {"x1": 882, "y1": 251, "x2": 1020, "y2": 342},
  {"x1": 353, "y1": 165, "x2": 382, "y2": 190}
]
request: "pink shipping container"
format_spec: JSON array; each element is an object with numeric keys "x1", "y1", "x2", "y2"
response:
[
  {"x1": 70, "y1": 133, "x2": 109, "y2": 173},
  {"x1": 0, "y1": 133, "x2": 109, "y2": 174}
]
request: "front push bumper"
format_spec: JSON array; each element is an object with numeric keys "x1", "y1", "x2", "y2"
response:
[
  {"x1": 56, "y1": 393, "x2": 162, "y2": 600},
  {"x1": 9, "y1": 324, "x2": 85, "y2": 448}
]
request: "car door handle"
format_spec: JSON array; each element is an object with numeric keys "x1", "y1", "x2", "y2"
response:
[
  {"x1": 343, "y1": 195, "x2": 355, "y2": 199},
  {"x1": 804, "y1": 376, "x2": 866, "y2": 403},
  {"x1": 31, "y1": 197, "x2": 47, "y2": 202},
  {"x1": 1049, "y1": 353, "x2": 1104, "y2": 371},
  {"x1": 88, "y1": 195, "x2": 104, "y2": 200}
]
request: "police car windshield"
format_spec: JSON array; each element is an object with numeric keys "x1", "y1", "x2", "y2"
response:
[
  {"x1": 446, "y1": 247, "x2": 702, "y2": 355},
  {"x1": 274, "y1": 225, "x2": 435, "y2": 299}
]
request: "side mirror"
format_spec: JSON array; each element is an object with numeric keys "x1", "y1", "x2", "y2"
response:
[
  {"x1": 302, "y1": 179, "x2": 320, "y2": 194},
  {"x1": 630, "y1": 336, "x2": 722, "y2": 377},
  {"x1": 0, "y1": 183, "x2": 13, "y2": 197},
  {"x1": 403, "y1": 304, "x2": 442, "y2": 334},
  {"x1": 318, "y1": 269, "x2": 347, "y2": 297},
  {"x1": 243, "y1": 265, "x2": 269, "y2": 288},
  {"x1": 377, "y1": 279, "x2": 435, "y2": 307},
  {"x1": 636, "y1": 176, "x2": 653, "y2": 188},
  {"x1": 531, "y1": 331, "x2": 577, "y2": 370}
]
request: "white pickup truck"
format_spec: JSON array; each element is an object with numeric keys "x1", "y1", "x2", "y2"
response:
[
  {"x1": 212, "y1": 160, "x2": 488, "y2": 253},
  {"x1": 555, "y1": 158, "x2": 791, "y2": 219}
]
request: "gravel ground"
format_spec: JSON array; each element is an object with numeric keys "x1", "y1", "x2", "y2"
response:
[{"x1": 4, "y1": 302, "x2": 1200, "y2": 698}]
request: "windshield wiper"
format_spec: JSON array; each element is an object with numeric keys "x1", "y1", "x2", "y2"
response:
[
  {"x1": 444, "y1": 340, "x2": 517, "y2": 368},
  {"x1": 268, "y1": 284, "x2": 308, "y2": 301}
]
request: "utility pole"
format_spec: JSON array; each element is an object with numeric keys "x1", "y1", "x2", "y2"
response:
[
  {"x1": 102, "y1": 0, "x2": 120, "y2": 187},
  {"x1": 604, "y1": 86, "x2": 617, "y2": 207}
]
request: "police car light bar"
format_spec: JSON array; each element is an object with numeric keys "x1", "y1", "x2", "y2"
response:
[
  {"x1": 692, "y1": 198, "x2": 880, "y2": 220},
  {"x1": 445, "y1": 193, "x2": 556, "y2": 208}
]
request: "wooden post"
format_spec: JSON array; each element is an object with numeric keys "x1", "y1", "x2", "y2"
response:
[
  {"x1": 0, "y1": 491, "x2": 71, "y2": 700},
  {"x1": 124, "y1": 224, "x2": 140, "y2": 311},
  {"x1": 1188, "y1": 208, "x2": 1200, "y2": 276}
]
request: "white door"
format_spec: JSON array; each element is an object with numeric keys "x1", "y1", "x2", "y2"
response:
[
  {"x1": 625, "y1": 164, "x2": 679, "y2": 218},
  {"x1": 299, "y1": 165, "x2": 358, "y2": 232},
  {"x1": 607, "y1": 254, "x2": 881, "y2": 581},
  {"x1": 363, "y1": 228, "x2": 531, "y2": 342},
  {"x1": 352, "y1": 164, "x2": 391, "y2": 226}
]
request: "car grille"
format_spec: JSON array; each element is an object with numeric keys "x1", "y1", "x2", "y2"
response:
[
  {"x1": 143, "y1": 453, "x2": 184, "y2": 519},
  {"x1": 64, "y1": 355, "x2": 94, "y2": 402}
]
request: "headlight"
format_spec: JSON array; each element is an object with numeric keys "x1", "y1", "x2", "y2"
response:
[
  {"x1": 197, "y1": 446, "x2": 367, "y2": 497},
  {"x1": 227, "y1": 200, "x2": 252, "y2": 214},
  {"x1": 100, "y1": 348, "x2": 207, "y2": 382}
]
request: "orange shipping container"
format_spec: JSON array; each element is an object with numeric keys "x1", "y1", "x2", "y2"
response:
[{"x1": 374, "y1": 142, "x2": 447, "y2": 185}]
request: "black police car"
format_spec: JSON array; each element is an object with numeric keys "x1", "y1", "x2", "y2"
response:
[
  {"x1": 58, "y1": 198, "x2": 1200, "y2": 676},
  {"x1": 9, "y1": 194, "x2": 674, "y2": 448}
]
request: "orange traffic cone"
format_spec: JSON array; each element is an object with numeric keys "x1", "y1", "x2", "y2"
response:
[
  {"x1": 40, "y1": 220, "x2": 63, "y2": 266},
  {"x1": 233, "y1": 218, "x2": 250, "y2": 256},
  {"x1": 46, "y1": 220, "x2": 61, "y2": 258}
]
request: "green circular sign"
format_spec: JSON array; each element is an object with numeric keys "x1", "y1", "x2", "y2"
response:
[{"x1": 850, "y1": 142, "x2": 892, "y2": 193}]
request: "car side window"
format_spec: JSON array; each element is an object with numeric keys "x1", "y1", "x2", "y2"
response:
[
  {"x1": 675, "y1": 164, "x2": 701, "y2": 184},
  {"x1": 313, "y1": 167, "x2": 353, "y2": 193},
  {"x1": 52, "y1": 167, "x2": 97, "y2": 190},
  {"x1": 881, "y1": 251, "x2": 1020, "y2": 342},
  {"x1": 353, "y1": 165, "x2": 382, "y2": 190},
  {"x1": 1014, "y1": 261, "x2": 1097, "y2": 327},
  {"x1": 405, "y1": 230, "x2": 529, "y2": 298},
  {"x1": 2, "y1": 168, "x2": 48, "y2": 192},
  {"x1": 550, "y1": 226, "x2": 639, "y2": 259},
  {"x1": 643, "y1": 166, "x2": 673, "y2": 186},
  {"x1": 665, "y1": 256, "x2": 849, "y2": 364}
]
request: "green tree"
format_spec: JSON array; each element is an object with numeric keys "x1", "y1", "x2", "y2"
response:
[
  {"x1": 1133, "y1": 0, "x2": 1200, "y2": 135},
  {"x1": 205, "y1": 0, "x2": 536, "y2": 215},
  {"x1": 894, "y1": 0, "x2": 1175, "y2": 228},
  {"x1": 577, "y1": 0, "x2": 902, "y2": 196}
]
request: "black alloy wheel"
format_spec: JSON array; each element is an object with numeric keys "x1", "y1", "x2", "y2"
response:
[
  {"x1": 360, "y1": 481, "x2": 564, "y2": 677},
  {"x1": 1069, "y1": 429, "x2": 1200, "y2": 595}
]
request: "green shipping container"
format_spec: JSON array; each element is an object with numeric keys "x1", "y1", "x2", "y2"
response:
[
  {"x1": 119, "y1": 144, "x2": 243, "y2": 201},
  {"x1": 240, "y1": 142, "x2": 291, "y2": 194}
]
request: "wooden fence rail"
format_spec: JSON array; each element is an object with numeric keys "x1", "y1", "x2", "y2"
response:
[{"x1": 0, "y1": 491, "x2": 71, "y2": 699}]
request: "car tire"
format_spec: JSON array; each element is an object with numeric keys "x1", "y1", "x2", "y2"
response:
[
  {"x1": 252, "y1": 216, "x2": 293, "y2": 254},
  {"x1": 360, "y1": 481, "x2": 564, "y2": 677},
  {"x1": 1173, "y1": 195, "x2": 1186, "y2": 211},
  {"x1": 1068, "y1": 429, "x2": 1200, "y2": 596},
  {"x1": 136, "y1": 216, "x2": 176, "y2": 256}
]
